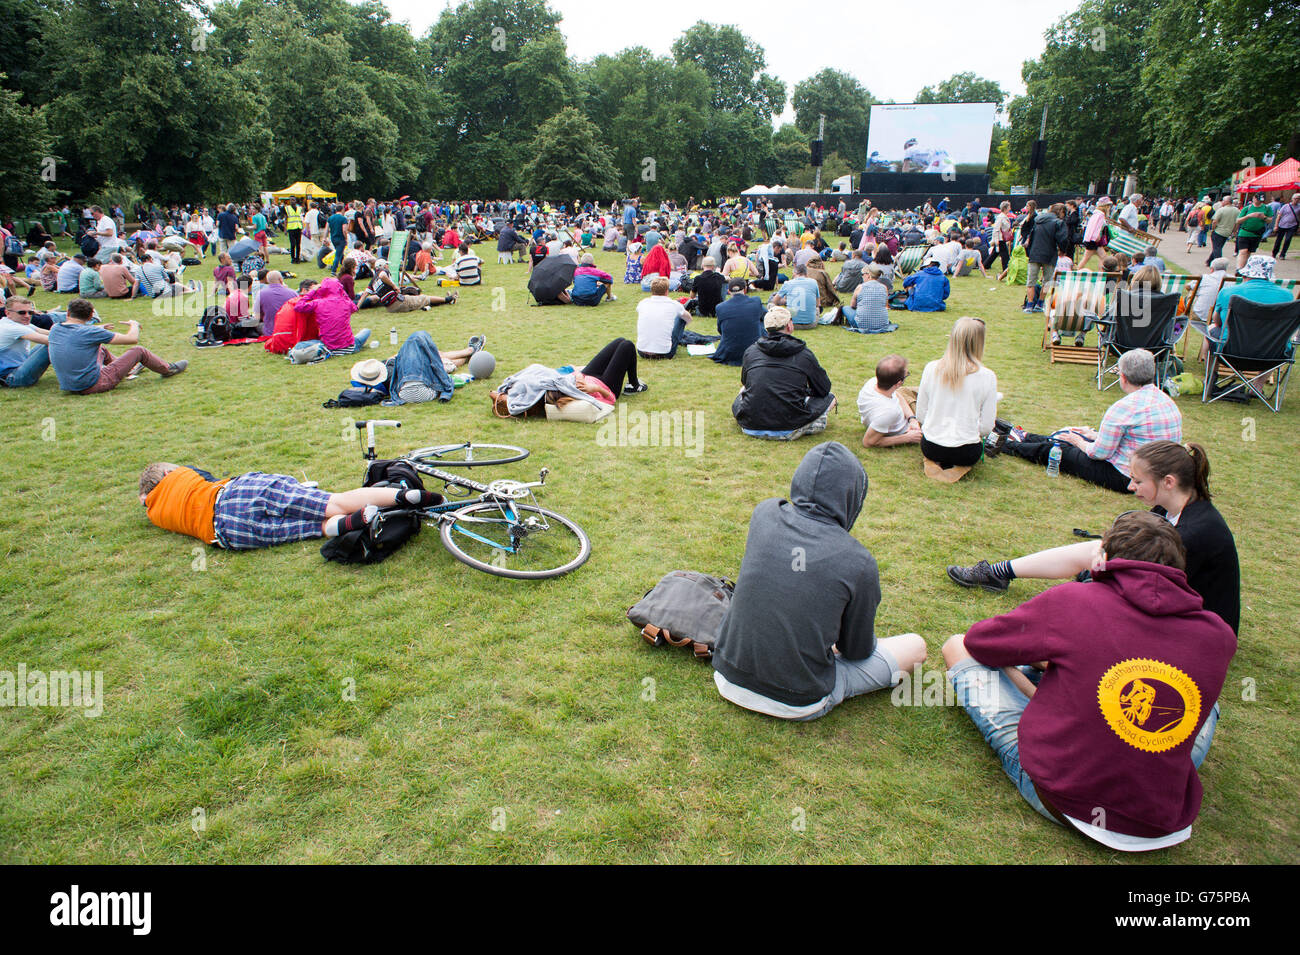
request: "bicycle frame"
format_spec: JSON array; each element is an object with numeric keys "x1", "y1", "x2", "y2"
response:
[{"x1": 352, "y1": 420, "x2": 554, "y2": 557}]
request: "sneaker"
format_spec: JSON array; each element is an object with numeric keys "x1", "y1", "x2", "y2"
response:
[
  {"x1": 125, "y1": 362, "x2": 144, "y2": 380},
  {"x1": 946, "y1": 560, "x2": 1010, "y2": 593},
  {"x1": 164, "y1": 360, "x2": 188, "y2": 377},
  {"x1": 1074, "y1": 334, "x2": 1087, "y2": 347},
  {"x1": 607, "y1": 293, "x2": 618, "y2": 302},
  {"x1": 468, "y1": 335, "x2": 485, "y2": 353},
  {"x1": 623, "y1": 381, "x2": 648, "y2": 395},
  {"x1": 1050, "y1": 331, "x2": 1061, "y2": 346}
]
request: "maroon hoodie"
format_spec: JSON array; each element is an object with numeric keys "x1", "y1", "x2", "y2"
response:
[{"x1": 965, "y1": 559, "x2": 1237, "y2": 838}]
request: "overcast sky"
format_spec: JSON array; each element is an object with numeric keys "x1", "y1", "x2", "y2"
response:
[{"x1": 377, "y1": 0, "x2": 1082, "y2": 125}]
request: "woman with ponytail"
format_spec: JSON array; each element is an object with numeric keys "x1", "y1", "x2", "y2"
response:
[{"x1": 946, "y1": 440, "x2": 1240, "y2": 633}]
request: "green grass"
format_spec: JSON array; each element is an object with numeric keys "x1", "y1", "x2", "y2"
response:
[{"x1": 1, "y1": 243, "x2": 1296, "y2": 864}]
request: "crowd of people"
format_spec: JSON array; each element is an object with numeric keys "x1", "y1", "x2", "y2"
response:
[{"x1": 2, "y1": 183, "x2": 1277, "y2": 855}]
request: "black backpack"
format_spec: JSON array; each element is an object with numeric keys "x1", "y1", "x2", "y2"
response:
[
  {"x1": 193, "y1": 306, "x2": 233, "y2": 347},
  {"x1": 323, "y1": 386, "x2": 386, "y2": 408},
  {"x1": 320, "y1": 506, "x2": 423, "y2": 565},
  {"x1": 362, "y1": 458, "x2": 425, "y2": 491}
]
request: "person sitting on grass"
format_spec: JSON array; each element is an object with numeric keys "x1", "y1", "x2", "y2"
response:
[
  {"x1": 915, "y1": 316, "x2": 997, "y2": 472},
  {"x1": 998, "y1": 349, "x2": 1180, "y2": 493},
  {"x1": 711, "y1": 441, "x2": 928, "y2": 720},
  {"x1": 946, "y1": 440, "x2": 1239, "y2": 634},
  {"x1": 265, "y1": 279, "x2": 319, "y2": 354},
  {"x1": 712, "y1": 277, "x2": 765, "y2": 366},
  {"x1": 902, "y1": 260, "x2": 949, "y2": 312},
  {"x1": 47, "y1": 297, "x2": 187, "y2": 395},
  {"x1": 138, "y1": 463, "x2": 445, "y2": 551},
  {"x1": 839, "y1": 268, "x2": 897, "y2": 334},
  {"x1": 568, "y1": 253, "x2": 617, "y2": 306},
  {"x1": 77, "y1": 259, "x2": 107, "y2": 298},
  {"x1": 293, "y1": 277, "x2": 372, "y2": 355},
  {"x1": 635, "y1": 276, "x2": 692, "y2": 359},
  {"x1": 0, "y1": 296, "x2": 52, "y2": 388},
  {"x1": 942, "y1": 510, "x2": 1236, "y2": 852},
  {"x1": 731, "y1": 306, "x2": 835, "y2": 440},
  {"x1": 858, "y1": 354, "x2": 922, "y2": 448}
]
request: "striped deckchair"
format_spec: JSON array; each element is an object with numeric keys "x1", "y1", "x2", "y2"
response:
[
  {"x1": 1043, "y1": 270, "x2": 1120, "y2": 364},
  {"x1": 895, "y1": 245, "x2": 926, "y2": 276},
  {"x1": 1159, "y1": 273, "x2": 1202, "y2": 358},
  {"x1": 1104, "y1": 217, "x2": 1161, "y2": 258}
]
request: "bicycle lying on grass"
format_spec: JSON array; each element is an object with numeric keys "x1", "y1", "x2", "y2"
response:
[{"x1": 354, "y1": 420, "x2": 591, "y2": 579}]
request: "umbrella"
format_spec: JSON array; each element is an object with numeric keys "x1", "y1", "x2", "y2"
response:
[
  {"x1": 527, "y1": 255, "x2": 577, "y2": 305},
  {"x1": 129, "y1": 230, "x2": 159, "y2": 242}
]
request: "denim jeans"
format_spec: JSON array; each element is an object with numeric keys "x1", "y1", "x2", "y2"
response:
[
  {"x1": 948, "y1": 658, "x2": 1219, "y2": 825},
  {"x1": 0, "y1": 345, "x2": 50, "y2": 388},
  {"x1": 327, "y1": 328, "x2": 371, "y2": 356},
  {"x1": 387, "y1": 330, "x2": 454, "y2": 402}
]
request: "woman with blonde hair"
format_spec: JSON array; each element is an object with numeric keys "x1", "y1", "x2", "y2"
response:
[{"x1": 915, "y1": 316, "x2": 998, "y2": 470}]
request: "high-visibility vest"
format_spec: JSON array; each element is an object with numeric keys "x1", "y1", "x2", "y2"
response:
[{"x1": 286, "y1": 205, "x2": 302, "y2": 230}]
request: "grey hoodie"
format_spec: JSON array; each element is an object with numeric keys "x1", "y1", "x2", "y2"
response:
[{"x1": 712, "y1": 442, "x2": 881, "y2": 706}]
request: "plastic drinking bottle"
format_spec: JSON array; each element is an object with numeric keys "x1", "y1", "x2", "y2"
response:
[
  {"x1": 389, "y1": 327, "x2": 398, "y2": 346},
  {"x1": 1047, "y1": 442, "x2": 1062, "y2": 477}
]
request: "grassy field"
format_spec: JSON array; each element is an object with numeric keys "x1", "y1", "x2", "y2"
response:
[{"x1": 1, "y1": 240, "x2": 1296, "y2": 864}]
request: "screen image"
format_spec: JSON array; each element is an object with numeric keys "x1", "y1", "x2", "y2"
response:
[{"x1": 865, "y1": 103, "x2": 997, "y2": 175}]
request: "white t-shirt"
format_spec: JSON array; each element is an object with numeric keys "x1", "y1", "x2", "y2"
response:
[
  {"x1": 0, "y1": 317, "x2": 37, "y2": 373},
  {"x1": 636, "y1": 296, "x2": 688, "y2": 354},
  {"x1": 915, "y1": 360, "x2": 998, "y2": 448},
  {"x1": 1119, "y1": 203, "x2": 1140, "y2": 230},
  {"x1": 857, "y1": 378, "x2": 908, "y2": 435},
  {"x1": 96, "y1": 215, "x2": 117, "y2": 244}
]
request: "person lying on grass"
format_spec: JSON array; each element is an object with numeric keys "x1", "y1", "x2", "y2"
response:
[
  {"x1": 942, "y1": 510, "x2": 1236, "y2": 852},
  {"x1": 138, "y1": 464, "x2": 445, "y2": 550}
]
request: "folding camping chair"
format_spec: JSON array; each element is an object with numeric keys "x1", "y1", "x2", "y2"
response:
[
  {"x1": 1188, "y1": 274, "x2": 1300, "y2": 359},
  {"x1": 1096, "y1": 288, "x2": 1181, "y2": 390},
  {"x1": 1043, "y1": 270, "x2": 1119, "y2": 365},
  {"x1": 895, "y1": 245, "x2": 926, "y2": 276},
  {"x1": 1201, "y1": 298, "x2": 1300, "y2": 412}
]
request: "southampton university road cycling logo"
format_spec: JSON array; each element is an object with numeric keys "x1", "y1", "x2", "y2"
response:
[{"x1": 1098, "y1": 658, "x2": 1202, "y2": 753}]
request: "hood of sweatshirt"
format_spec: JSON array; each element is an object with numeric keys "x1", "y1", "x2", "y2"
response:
[
  {"x1": 788, "y1": 441, "x2": 867, "y2": 531},
  {"x1": 1095, "y1": 558, "x2": 1205, "y2": 618},
  {"x1": 755, "y1": 332, "x2": 807, "y2": 358}
]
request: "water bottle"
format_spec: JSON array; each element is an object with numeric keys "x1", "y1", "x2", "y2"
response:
[
  {"x1": 1046, "y1": 442, "x2": 1062, "y2": 477},
  {"x1": 389, "y1": 327, "x2": 398, "y2": 346}
]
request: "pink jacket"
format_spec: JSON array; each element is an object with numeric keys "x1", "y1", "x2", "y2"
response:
[{"x1": 294, "y1": 278, "x2": 359, "y2": 350}]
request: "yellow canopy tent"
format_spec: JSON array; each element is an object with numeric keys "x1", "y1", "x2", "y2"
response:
[{"x1": 269, "y1": 181, "x2": 337, "y2": 199}]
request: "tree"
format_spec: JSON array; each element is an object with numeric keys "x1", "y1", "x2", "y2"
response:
[
  {"x1": 1006, "y1": 0, "x2": 1158, "y2": 193},
  {"x1": 915, "y1": 72, "x2": 1006, "y2": 111},
  {"x1": 671, "y1": 22, "x2": 784, "y2": 121},
  {"x1": 1142, "y1": 0, "x2": 1300, "y2": 192},
  {"x1": 989, "y1": 131, "x2": 1024, "y2": 193},
  {"x1": 791, "y1": 69, "x2": 876, "y2": 167},
  {"x1": 426, "y1": 0, "x2": 577, "y2": 197},
  {"x1": 518, "y1": 108, "x2": 620, "y2": 200},
  {"x1": 760, "y1": 124, "x2": 812, "y2": 188},
  {"x1": 0, "y1": 80, "x2": 56, "y2": 216},
  {"x1": 38, "y1": 0, "x2": 272, "y2": 201},
  {"x1": 578, "y1": 48, "x2": 711, "y2": 202}
]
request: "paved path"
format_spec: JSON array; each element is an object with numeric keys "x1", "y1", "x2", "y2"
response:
[{"x1": 1150, "y1": 223, "x2": 1300, "y2": 283}]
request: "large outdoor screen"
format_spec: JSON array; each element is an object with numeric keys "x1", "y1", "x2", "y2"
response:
[{"x1": 864, "y1": 103, "x2": 997, "y2": 175}]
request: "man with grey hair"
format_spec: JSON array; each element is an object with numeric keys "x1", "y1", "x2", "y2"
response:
[
  {"x1": 1143, "y1": 244, "x2": 1165, "y2": 272},
  {"x1": 1000, "y1": 349, "x2": 1181, "y2": 492},
  {"x1": 568, "y1": 253, "x2": 616, "y2": 306}
]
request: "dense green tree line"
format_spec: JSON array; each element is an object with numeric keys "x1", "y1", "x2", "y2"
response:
[{"x1": 0, "y1": 0, "x2": 1293, "y2": 214}]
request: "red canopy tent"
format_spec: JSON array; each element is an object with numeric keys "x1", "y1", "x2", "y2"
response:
[{"x1": 1236, "y1": 157, "x2": 1300, "y2": 193}]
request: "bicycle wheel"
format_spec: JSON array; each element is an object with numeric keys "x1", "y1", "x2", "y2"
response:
[
  {"x1": 406, "y1": 442, "x2": 529, "y2": 468},
  {"x1": 440, "y1": 502, "x2": 590, "y2": 579}
]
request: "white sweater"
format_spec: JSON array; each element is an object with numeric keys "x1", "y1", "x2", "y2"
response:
[{"x1": 915, "y1": 360, "x2": 998, "y2": 448}]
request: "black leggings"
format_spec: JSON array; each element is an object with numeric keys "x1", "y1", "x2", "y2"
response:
[
  {"x1": 585, "y1": 337, "x2": 639, "y2": 394},
  {"x1": 983, "y1": 245, "x2": 1009, "y2": 270},
  {"x1": 921, "y1": 436, "x2": 983, "y2": 467}
]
